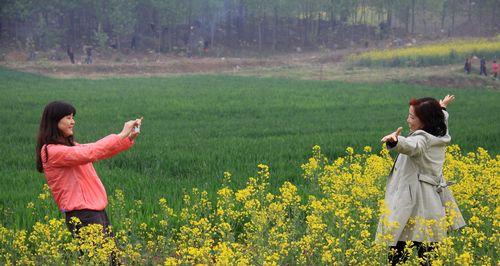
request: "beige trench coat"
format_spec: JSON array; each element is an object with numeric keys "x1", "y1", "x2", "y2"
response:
[{"x1": 376, "y1": 111, "x2": 466, "y2": 246}]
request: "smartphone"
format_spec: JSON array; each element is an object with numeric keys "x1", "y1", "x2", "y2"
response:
[{"x1": 133, "y1": 116, "x2": 143, "y2": 133}]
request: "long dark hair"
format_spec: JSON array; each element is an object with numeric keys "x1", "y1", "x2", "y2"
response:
[
  {"x1": 36, "y1": 101, "x2": 76, "y2": 173},
  {"x1": 409, "y1": 97, "x2": 447, "y2": 137}
]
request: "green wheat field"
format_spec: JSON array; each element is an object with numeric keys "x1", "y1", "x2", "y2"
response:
[{"x1": 0, "y1": 67, "x2": 498, "y2": 229}]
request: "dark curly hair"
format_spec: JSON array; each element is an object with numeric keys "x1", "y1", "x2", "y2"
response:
[{"x1": 409, "y1": 97, "x2": 447, "y2": 137}]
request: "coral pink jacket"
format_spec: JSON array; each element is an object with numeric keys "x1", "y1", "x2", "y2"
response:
[
  {"x1": 41, "y1": 134, "x2": 133, "y2": 212},
  {"x1": 492, "y1": 63, "x2": 499, "y2": 73}
]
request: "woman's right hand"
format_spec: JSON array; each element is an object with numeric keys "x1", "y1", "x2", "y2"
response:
[
  {"x1": 118, "y1": 118, "x2": 142, "y2": 140},
  {"x1": 381, "y1": 127, "x2": 403, "y2": 143}
]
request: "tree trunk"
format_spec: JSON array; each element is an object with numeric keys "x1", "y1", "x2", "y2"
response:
[
  {"x1": 286, "y1": 17, "x2": 291, "y2": 50},
  {"x1": 117, "y1": 36, "x2": 121, "y2": 52},
  {"x1": 168, "y1": 24, "x2": 173, "y2": 52},
  {"x1": 362, "y1": 1, "x2": 367, "y2": 24},
  {"x1": 330, "y1": 4, "x2": 335, "y2": 29},
  {"x1": 258, "y1": 17, "x2": 262, "y2": 51},
  {"x1": 316, "y1": 12, "x2": 321, "y2": 43},
  {"x1": 303, "y1": 4, "x2": 310, "y2": 47},
  {"x1": 304, "y1": 18, "x2": 308, "y2": 47},
  {"x1": 211, "y1": 16, "x2": 216, "y2": 48},
  {"x1": 187, "y1": 0, "x2": 192, "y2": 25},
  {"x1": 421, "y1": 0, "x2": 427, "y2": 34},
  {"x1": 450, "y1": 0, "x2": 455, "y2": 36},
  {"x1": 405, "y1": 5, "x2": 410, "y2": 34},
  {"x1": 225, "y1": 3, "x2": 232, "y2": 47},
  {"x1": 386, "y1": 0, "x2": 392, "y2": 29},
  {"x1": 440, "y1": 0, "x2": 447, "y2": 30},
  {"x1": 411, "y1": 0, "x2": 415, "y2": 34},
  {"x1": 237, "y1": 0, "x2": 245, "y2": 43},
  {"x1": 468, "y1": 0, "x2": 472, "y2": 22},
  {"x1": 493, "y1": 0, "x2": 499, "y2": 33},
  {"x1": 273, "y1": 7, "x2": 278, "y2": 51},
  {"x1": 14, "y1": 20, "x2": 19, "y2": 48},
  {"x1": 158, "y1": 28, "x2": 162, "y2": 53}
]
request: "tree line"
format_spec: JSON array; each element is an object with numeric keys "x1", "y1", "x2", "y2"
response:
[{"x1": 0, "y1": 0, "x2": 498, "y2": 55}]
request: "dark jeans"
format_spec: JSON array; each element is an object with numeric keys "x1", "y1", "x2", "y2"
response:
[
  {"x1": 389, "y1": 241, "x2": 435, "y2": 266},
  {"x1": 65, "y1": 209, "x2": 117, "y2": 265}
]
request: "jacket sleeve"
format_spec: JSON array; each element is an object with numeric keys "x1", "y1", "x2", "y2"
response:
[
  {"x1": 443, "y1": 109, "x2": 450, "y2": 135},
  {"x1": 390, "y1": 133, "x2": 429, "y2": 157},
  {"x1": 46, "y1": 134, "x2": 134, "y2": 167}
]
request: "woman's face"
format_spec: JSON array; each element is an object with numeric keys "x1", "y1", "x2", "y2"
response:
[
  {"x1": 58, "y1": 114, "x2": 75, "y2": 137},
  {"x1": 407, "y1": 106, "x2": 423, "y2": 132}
]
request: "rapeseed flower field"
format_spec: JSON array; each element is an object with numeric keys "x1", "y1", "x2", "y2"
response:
[
  {"x1": 350, "y1": 38, "x2": 500, "y2": 67},
  {"x1": 1, "y1": 145, "x2": 497, "y2": 265}
]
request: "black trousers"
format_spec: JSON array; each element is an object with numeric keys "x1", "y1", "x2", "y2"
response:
[
  {"x1": 65, "y1": 209, "x2": 113, "y2": 236},
  {"x1": 389, "y1": 241, "x2": 435, "y2": 266},
  {"x1": 65, "y1": 209, "x2": 117, "y2": 265}
]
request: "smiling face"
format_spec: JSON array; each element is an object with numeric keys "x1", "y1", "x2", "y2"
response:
[
  {"x1": 407, "y1": 105, "x2": 423, "y2": 132},
  {"x1": 57, "y1": 114, "x2": 75, "y2": 137}
]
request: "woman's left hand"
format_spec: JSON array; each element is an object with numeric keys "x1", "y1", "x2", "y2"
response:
[
  {"x1": 118, "y1": 118, "x2": 142, "y2": 140},
  {"x1": 440, "y1": 94, "x2": 455, "y2": 108},
  {"x1": 381, "y1": 127, "x2": 403, "y2": 143}
]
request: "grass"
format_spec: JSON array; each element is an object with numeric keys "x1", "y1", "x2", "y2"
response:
[{"x1": 0, "y1": 67, "x2": 499, "y2": 229}]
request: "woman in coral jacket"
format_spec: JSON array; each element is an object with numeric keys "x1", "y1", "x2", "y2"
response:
[
  {"x1": 35, "y1": 101, "x2": 142, "y2": 236},
  {"x1": 377, "y1": 95, "x2": 465, "y2": 265}
]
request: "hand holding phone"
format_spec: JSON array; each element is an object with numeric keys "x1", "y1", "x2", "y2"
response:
[{"x1": 133, "y1": 116, "x2": 143, "y2": 133}]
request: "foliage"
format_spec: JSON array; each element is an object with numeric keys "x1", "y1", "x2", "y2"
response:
[
  {"x1": 1, "y1": 0, "x2": 499, "y2": 52},
  {"x1": 93, "y1": 23, "x2": 109, "y2": 51}
]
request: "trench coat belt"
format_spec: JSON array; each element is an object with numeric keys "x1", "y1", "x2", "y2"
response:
[
  {"x1": 417, "y1": 173, "x2": 455, "y2": 192},
  {"x1": 418, "y1": 173, "x2": 456, "y2": 206}
]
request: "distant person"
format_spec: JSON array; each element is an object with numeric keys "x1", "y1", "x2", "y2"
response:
[
  {"x1": 131, "y1": 36, "x2": 138, "y2": 51},
  {"x1": 464, "y1": 58, "x2": 471, "y2": 74},
  {"x1": 26, "y1": 37, "x2": 36, "y2": 61},
  {"x1": 66, "y1": 45, "x2": 75, "y2": 64},
  {"x1": 377, "y1": 95, "x2": 465, "y2": 266},
  {"x1": 36, "y1": 101, "x2": 142, "y2": 263},
  {"x1": 491, "y1": 60, "x2": 498, "y2": 79},
  {"x1": 204, "y1": 40, "x2": 209, "y2": 53},
  {"x1": 84, "y1": 46, "x2": 93, "y2": 64},
  {"x1": 480, "y1": 58, "x2": 487, "y2": 76},
  {"x1": 110, "y1": 38, "x2": 118, "y2": 50},
  {"x1": 150, "y1": 23, "x2": 159, "y2": 38}
]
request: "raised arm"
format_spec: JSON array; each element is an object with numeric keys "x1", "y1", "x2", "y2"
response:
[
  {"x1": 439, "y1": 94, "x2": 455, "y2": 109},
  {"x1": 381, "y1": 128, "x2": 429, "y2": 157},
  {"x1": 439, "y1": 94, "x2": 454, "y2": 131},
  {"x1": 44, "y1": 118, "x2": 142, "y2": 168},
  {"x1": 390, "y1": 134, "x2": 429, "y2": 157},
  {"x1": 45, "y1": 134, "x2": 133, "y2": 167}
]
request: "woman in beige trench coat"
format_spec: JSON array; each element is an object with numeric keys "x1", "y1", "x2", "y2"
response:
[{"x1": 377, "y1": 95, "x2": 466, "y2": 265}]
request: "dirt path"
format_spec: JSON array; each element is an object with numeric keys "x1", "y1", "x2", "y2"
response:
[{"x1": 1, "y1": 49, "x2": 498, "y2": 90}]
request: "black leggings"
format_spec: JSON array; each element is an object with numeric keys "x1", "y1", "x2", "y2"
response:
[{"x1": 389, "y1": 241, "x2": 435, "y2": 266}]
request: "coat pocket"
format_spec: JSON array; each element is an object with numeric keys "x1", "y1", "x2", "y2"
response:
[
  {"x1": 395, "y1": 185, "x2": 414, "y2": 208},
  {"x1": 408, "y1": 185, "x2": 413, "y2": 202}
]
